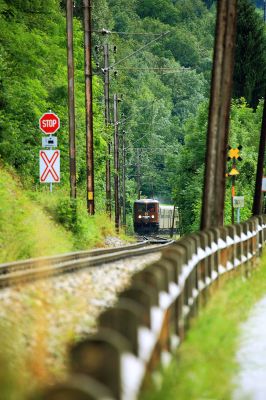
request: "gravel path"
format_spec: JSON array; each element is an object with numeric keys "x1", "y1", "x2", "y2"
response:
[
  {"x1": 0, "y1": 252, "x2": 161, "y2": 392},
  {"x1": 233, "y1": 295, "x2": 266, "y2": 400}
]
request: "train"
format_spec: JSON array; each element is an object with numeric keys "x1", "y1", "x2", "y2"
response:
[{"x1": 133, "y1": 199, "x2": 179, "y2": 234}]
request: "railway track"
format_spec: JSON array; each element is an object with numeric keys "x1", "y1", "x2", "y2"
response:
[{"x1": 0, "y1": 239, "x2": 173, "y2": 288}]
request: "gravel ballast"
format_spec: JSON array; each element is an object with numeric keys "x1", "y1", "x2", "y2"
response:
[{"x1": 0, "y1": 252, "x2": 161, "y2": 391}]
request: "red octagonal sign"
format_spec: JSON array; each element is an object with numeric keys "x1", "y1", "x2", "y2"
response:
[{"x1": 39, "y1": 112, "x2": 60, "y2": 135}]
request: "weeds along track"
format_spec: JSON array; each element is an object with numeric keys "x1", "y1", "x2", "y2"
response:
[{"x1": 0, "y1": 239, "x2": 173, "y2": 288}]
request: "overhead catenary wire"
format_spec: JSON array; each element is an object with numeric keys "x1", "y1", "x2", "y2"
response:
[
  {"x1": 93, "y1": 29, "x2": 166, "y2": 36},
  {"x1": 114, "y1": 67, "x2": 191, "y2": 71},
  {"x1": 108, "y1": 31, "x2": 170, "y2": 70}
]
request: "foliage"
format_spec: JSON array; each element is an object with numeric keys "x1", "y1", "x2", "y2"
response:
[
  {"x1": 171, "y1": 99, "x2": 263, "y2": 233},
  {"x1": 0, "y1": 0, "x2": 218, "y2": 228},
  {"x1": 0, "y1": 164, "x2": 118, "y2": 263},
  {"x1": 233, "y1": 0, "x2": 266, "y2": 107},
  {"x1": 0, "y1": 0, "x2": 106, "y2": 197},
  {"x1": 0, "y1": 0, "x2": 264, "y2": 236},
  {"x1": 0, "y1": 163, "x2": 74, "y2": 262}
]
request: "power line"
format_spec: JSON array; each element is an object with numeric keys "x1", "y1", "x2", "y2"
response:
[
  {"x1": 115, "y1": 67, "x2": 191, "y2": 72},
  {"x1": 109, "y1": 31, "x2": 170, "y2": 70},
  {"x1": 93, "y1": 29, "x2": 165, "y2": 36}
]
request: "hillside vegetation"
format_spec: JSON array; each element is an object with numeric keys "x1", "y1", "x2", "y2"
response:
[
  {"x1": 0, "y1": 0, "x2": 266, "y2": 242},
  {"x1": 0, "y1": 164, "x2": 116, "y2": 263}
]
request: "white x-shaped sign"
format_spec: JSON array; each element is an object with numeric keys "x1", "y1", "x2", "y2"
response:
[{"x1": 40, "y1": 150, "x2": 60, "y2": 183}]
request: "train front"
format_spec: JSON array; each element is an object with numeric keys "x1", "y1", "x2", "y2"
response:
[{"x1": 133, "y1": 199, "x2": 159, "y2": 234}]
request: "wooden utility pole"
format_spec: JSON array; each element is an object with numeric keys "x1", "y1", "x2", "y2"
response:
[
  {"x1": 114, "y1": 94, "x2": 120, "y2": 231},
  {"x1": 66, "y1": 0, "x2": 77, "y2": 199},
  {"x1": 136, "y1": 148, "x2": 141, "y2": 199},
  {"x1": 83, "y1": 0, "x2": 95, "y2": 214},
  {"x1": 170, "y1": 205, "x2": 176, "y2": 238},
  {"x1": 201, "y1": 0, "x2": 237, "y2": 230},
  {"x1": 104, "y1": 44, "x2": 112, "y2": 218},
  {"x1": 122, "y1": 130, "x2": 126, "y2": 227},
  {"x1": 252, "y1": 91, "x2": 266, "y2": 215}
]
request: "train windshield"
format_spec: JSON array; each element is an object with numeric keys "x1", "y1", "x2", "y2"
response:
[
  {"x1": 147, "y1": 204, "x2": 155, "y2": 212},
  {"x1": 136, "y1": 204, "x2": 146, "y2": 212}
]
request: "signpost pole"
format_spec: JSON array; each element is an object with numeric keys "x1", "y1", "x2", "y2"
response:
[
  {"x1": 231, "y1": 163, "x2": 235, "y2": 224},
  {"x1": 237, "y1": 207, "x2": 240, "y2": 223}
]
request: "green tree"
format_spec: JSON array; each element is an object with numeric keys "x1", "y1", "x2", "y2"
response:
[
  {"x1": 233, "y1": 0, "x2": 266, "y2": 107},
  {"x1": 171, "y1": 99, "x2": 263, "y2": 233}
]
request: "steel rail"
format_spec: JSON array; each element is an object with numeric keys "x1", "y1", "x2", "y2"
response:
[{"x1": 0, "y1": 240, "x2": 173, "y2": 288}]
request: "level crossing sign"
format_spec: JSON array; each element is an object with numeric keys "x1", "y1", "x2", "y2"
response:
[{"x1": 39, "y1": 150, "x2": 60, "y2": 183}]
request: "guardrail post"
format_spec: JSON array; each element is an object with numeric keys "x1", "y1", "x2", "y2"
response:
[
  {"x1": 99, "y1": 298, "x2": 148, "y2": 358},
  {"x1": 226, "y1": 225, "x2": 236, "y2": 274},
  {"x1": 209, "y1": 228, "x2": 220, "y2": 290},
  {"x1": 196, "y1": 231, "x2": 209, "y2": 306},
  {"x1": 234, "y1": 224, "x2": 244, "y2": 276},
  {"x1": 218, "y1": 226, "x2": 228, "y2": 275},
  {"x1": 258, "y1": 215, "x2": 264, "y2": 254},
  {"x1": 173, "y1": 239, "x2": 195, "y2": 332},
  {"x1": 189, "y1": 234, "x2": 202, "y2": 318},
  {"x1": 40, "y1": 375, "x2": 115, "y2": 400},
  {"x1": 205, "y1": 230, "x2": 214, "y2": 294},
  {"x1": 70, "y1": 330, "x2": 131, "y2": 400},
  {"x1": 161, "y1": 245, "x2": 187, "y2": 342},
  {"x1": 249, "y1": 218, "x2": 257, "y2": 268},
  {"x1": 242, "y1": 221, "x2": 250, "y2": 277},
  {"x1": 262, "y1": 215, "x2": 266, "y2": 245}
]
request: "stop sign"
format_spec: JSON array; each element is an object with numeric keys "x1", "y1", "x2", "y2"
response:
[{"x1": 39, "y1": 112, "x2": 60, "y2": 135}]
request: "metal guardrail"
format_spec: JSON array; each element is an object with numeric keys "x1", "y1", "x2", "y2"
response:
[
  {"x1": 39, "y1": 216, "x2": 266, "y2": 400},
  {"x1": 0, "y1": 240, "x2": 172, "y2": 288}
]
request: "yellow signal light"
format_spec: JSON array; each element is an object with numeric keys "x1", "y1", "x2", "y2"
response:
[
  {"x1": 228, "y1": 148, "x2": 240, "y2": 159},
  {"x1": 229, "y1": 168, "x2": 240, "y2": 176}
]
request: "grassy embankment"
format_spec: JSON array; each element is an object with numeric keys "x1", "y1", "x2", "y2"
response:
[
  {"x1": 142, "y1": 253, "x2": 266, "y2": 400},
  {"x1": 0, "y1": 164, "x2": 128, "y2": 264}
]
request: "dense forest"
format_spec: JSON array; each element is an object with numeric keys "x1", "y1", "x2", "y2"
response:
[{"x1": 0, "y1": 0, "x2": 266, "y2": 235}]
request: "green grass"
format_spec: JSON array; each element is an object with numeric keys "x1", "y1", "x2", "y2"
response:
[
  {"x1": 0, "y1": 164, "x2": 129, "y2": 263},
  {"x1": 141, "y1": 255, "x2": 266, "y2": 400}
]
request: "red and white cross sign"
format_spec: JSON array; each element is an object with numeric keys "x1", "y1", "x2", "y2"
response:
[{"x1": 39, "y1": 150, "x2": 60, "y2": 183}]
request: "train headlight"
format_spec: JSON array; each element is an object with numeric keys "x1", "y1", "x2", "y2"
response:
[
  {"x1": 138, "y1": 215, "x2": 142, "y2": 219},
  {"x1": 151, "y1": 215, "x2": 155, "y2": 219}
]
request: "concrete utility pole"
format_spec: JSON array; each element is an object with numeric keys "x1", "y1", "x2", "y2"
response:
[
  {"x1": 201, "y1": 0, "x2": 238, "y2": 229},
  {"x1": 252, "y1": 91, "x2": 266, "y2": 215},
  {"x1": 66, "y1": 0, "x2": 77, "y2": 199},
  {"x1": 103, "y1": 44, "x2": 112, "y2": 218},
  {"x1": 83, "y1": 0, "x2": 95, "y2": 214},
  {"x1": 114, "y1": 94, "x2": 120, "y2": 231}
]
